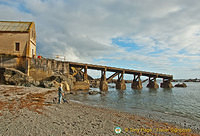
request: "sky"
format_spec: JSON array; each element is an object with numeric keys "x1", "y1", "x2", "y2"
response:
[{"x1": 0, "y1": 0, "x2": 200, "y2": 79}]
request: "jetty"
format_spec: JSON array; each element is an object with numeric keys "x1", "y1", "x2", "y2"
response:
[{"x1": 67, "y1": 61, "x2": 173, "y2": 91}]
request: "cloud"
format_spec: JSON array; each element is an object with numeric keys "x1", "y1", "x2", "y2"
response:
[{"x1": 0, "y1": 0, "x2": 200, "y2": 78}]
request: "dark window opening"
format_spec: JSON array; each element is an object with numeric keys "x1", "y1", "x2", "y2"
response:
[{"x1": 15, "y1": 42, "x2": 20, "y2": 51}]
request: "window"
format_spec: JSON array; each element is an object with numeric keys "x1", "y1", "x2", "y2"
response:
[{"x1": 15, "y1": 42, "x2": 20, "y2": 51}]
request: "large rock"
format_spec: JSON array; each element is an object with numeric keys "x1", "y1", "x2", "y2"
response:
[
  {"x1": 62, "y1": 81, "x2": 70, "y2": 93},
  {"x1": 0, "y1": 68, "x2": 34, "y2": 86},
  {"x1": 39, "y1": 80, "x2": 55, "y2": 88},
  {"x1": 41, "y1": 74, "x2": 75, "y2": 90},
  {"x1": 174, "y1": 83, "x2": 187, "y2": 88},
  {"x1": 73, "y1": 81, "x2": 90, "y2": 90},
  {"x1": 0, "y1": 68, "x2": 75, "y2": 90}
]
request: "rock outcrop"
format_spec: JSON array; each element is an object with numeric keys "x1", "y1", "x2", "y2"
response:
[
  {"x1": 0, "y1": 67, "x2": 75, "y2": 91},
  {"x1": 0, "y1": 68, "x2": 35, "y2": 87},
  {"x1": 73, "y1": 81, "x2": 90, "y2": 91},
  {"x1": 39, "y1": 74, "x2": 75, "y2": 91},
  {"x1": 174, "y1": 83, "x2": 187, "y2": 88}
]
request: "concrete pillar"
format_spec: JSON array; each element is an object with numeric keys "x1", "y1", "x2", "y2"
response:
[
  {"x1": 116, "y1": 79, "x2": 126, "y2": 90},
  {"x1": 147, "y1": 77, "x2": 159, "y2": 89},
  {"x1": 83, "y1": 65, "x2": 89, "y2": 83},
  {"x1": 116, "y1": 71, "x2": 126, "y2": 90},
  {"x1": 99, "y1": 68, "x2": 108, "y2": 91},
  {"x1": 131, "y1": 74, "x2": 142, "y2": 90},
  {"x1": 160, "y1": 78, "x2": 173, "y2": 88}
]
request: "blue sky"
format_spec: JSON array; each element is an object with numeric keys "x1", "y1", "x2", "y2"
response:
[{"x1": 0, "y1": 0, "x2": 200, "y2": 79}]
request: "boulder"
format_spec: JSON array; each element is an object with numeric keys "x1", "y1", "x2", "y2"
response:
[
  {"x1": 41, "y1": 74, "x2": 75, "y2": 90},
  {"x1": 39, "y1": 80, "x2": 54, "y2": 88},
  {"x1": 62, "y1": 81, "x2": 70, "y2": 93},
  {"x1": 0, "y1": 68, "x2": 33, "y2": 86},
  {"x1": 174, "y1": 83, "x2": 187, "y2": 88},
  {"x1": 73, "y1": 81, "x2": 90, "y2": 91},
  {"x1": 43, "y1": 75, "x2": 67, "y2": 83}
]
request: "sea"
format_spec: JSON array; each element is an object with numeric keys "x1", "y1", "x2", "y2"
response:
[{"x1": 68, "y1": 81, "x2": 200, "y2": 130}]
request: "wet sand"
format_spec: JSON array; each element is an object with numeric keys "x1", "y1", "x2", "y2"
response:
[{"x1": 0, "y1": 85, "x2": 199, "y2": 136}]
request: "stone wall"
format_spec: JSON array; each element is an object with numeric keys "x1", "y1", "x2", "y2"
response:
[
  {"x1": 0, "y1": 55, "x2": 91, "y2": 91},
  {"x1": 30, "y1": 58, "x2": 70, "y2": 77},
  {"x1": 0, "y1": 54, "x2": 28, "y2": 73}
]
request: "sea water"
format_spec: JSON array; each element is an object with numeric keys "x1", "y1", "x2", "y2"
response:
[{"x1": 68, "y1": 82, "x2": 200, "y2": 129}]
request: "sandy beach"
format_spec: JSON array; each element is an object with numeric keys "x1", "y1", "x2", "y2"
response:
[{"x1": 0, "y1": 85, "x2": 199, "y2": 136}]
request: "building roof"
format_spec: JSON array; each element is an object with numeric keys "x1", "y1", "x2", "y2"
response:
[{"x1": 0, "y1": 21, "x2": 34, "y2": 32}]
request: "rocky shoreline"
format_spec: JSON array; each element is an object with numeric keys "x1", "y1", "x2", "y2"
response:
[
  {"x1": 172, "y1": 78, "x2": 200, "y2": 82},
  {"x1": 0, "y1": 85, "x2": 199, "y2": 136}
]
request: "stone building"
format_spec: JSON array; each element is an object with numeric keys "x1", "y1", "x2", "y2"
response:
[{"x1": 0, "y1": 21, "x2": 36, "y2": 58}]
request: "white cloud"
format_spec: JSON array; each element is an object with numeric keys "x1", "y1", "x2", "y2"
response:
[{"x1": 0, "y1": 0, "x2": 200, "y2": 78}]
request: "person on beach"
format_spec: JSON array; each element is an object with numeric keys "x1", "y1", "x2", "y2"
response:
[{"x1": 58, "y1": 84, "x2": 65, "y2": 104}]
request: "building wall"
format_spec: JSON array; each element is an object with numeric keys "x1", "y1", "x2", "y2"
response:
[
  {"x1": 28, "y1": 22, "x2": 36, "y2": 58},
  {"x1": 0, "y1": 32, "x2": 29, "y2": 57},
  {"x1": 29, "y1": 42, "x2": 36, "y2": 57}
]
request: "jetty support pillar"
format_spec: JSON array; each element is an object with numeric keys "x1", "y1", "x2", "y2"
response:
[
  {"x1": 131, "y1": 73, "x2": 142, "y2": 90},
  {"x1": 83, "y1": 65, "x2": 89, "y2": 83},
  {"x1": 100, "y1": 68, "x2": 108, "y2": 91},
  {"x1": 116, "y1": 71, "x2": 126, "y2": 90},
  {"x1": 147, "y1": 75, "x2": 159, "y2": 89},
  {"x1": 160, "y1": 78, "x2": 173, "y2": 88}
]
